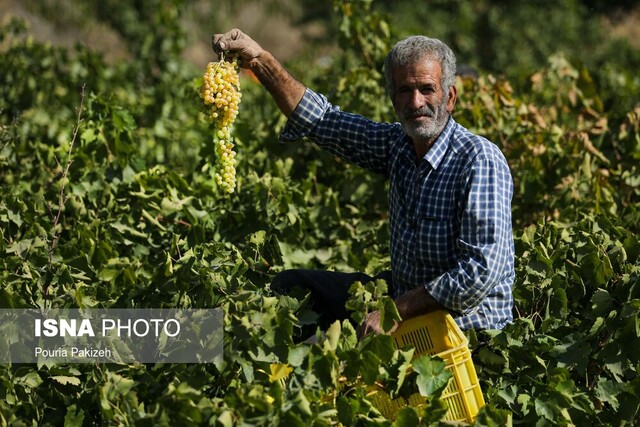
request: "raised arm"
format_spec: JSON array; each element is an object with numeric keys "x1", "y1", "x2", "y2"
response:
[{"x1": 212, "y1": 29, "x2": 306, "y2": 117}]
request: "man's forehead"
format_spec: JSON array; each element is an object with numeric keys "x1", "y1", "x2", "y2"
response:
[{"x1": 393, "y1": 58, "x2": 443, "y2": 81}]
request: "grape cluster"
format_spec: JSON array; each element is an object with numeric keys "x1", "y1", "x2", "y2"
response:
[{"x1": 200, "y1": 58, "x2": 241, "y2": 193}]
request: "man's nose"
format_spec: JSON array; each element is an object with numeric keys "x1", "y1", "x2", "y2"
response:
[{"x1": 409, "y1": 90, "x2": 424, "y2": 109}]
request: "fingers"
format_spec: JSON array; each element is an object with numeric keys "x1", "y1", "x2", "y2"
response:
[
  {"x1": 357, "y1": 311, "x2": 381, "y2": 339},
  {"x1": 212, "y1": 28, "x2": 245, "y2": 55},
  {"x1": 211, "y1": 34, "x2": 226, "y2": 55},
  {"x1": 211, "y1": 29, "x2": 264, "y2": 67},
  {"x1": 357, "y1": 311, "x2": 400, "y2": 340}
]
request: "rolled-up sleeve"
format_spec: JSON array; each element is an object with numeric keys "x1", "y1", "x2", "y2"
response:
[
  {"x1": 279, "y1": 88, "x2": 398, "y2": 176},
  {"x1": 280, "y1": 89, "x2": 330, "y2": 143}
]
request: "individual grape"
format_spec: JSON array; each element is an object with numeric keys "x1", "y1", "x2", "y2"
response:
[{"x1": 199, "y1": 57, "x2": 241, "y2": 193}]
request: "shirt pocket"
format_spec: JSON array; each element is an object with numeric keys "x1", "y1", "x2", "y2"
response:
[{"x1": 415, "y1": 215, "x2": 457, "y2": 269}]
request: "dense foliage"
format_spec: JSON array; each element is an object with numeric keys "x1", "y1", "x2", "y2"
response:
[{"x1": 1, "y1": 0, "x2": 639, "y2": 425}]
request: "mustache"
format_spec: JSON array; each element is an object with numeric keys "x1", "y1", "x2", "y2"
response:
[{"x1": 404, "y1": 105, "x2": 436, "y2": 120}]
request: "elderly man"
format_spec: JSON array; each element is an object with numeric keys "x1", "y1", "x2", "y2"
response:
[{"x1": 212, "y1": 29, "x2": 514, "y2": 336}]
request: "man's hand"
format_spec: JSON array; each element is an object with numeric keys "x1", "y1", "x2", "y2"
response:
[
  {"x1": 211, "y1": 29, "x2": 305, "y2": 117},
  {"x1": 357, "y1": 310, "x2": 399, "y2": 339},
  {"x1": 395, "y1": 286, "x2": 445, "y2": 320},
  {"x1": 212, "y1": 29, "x2": 263, "y2": 68},
  {"x1": 357, "y1": 287, "x2": 446, "y2": 339}
]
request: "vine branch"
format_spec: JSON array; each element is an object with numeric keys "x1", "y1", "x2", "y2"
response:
[{"x1": 45, "y1": 84, "x2": 86, "y2": 304}]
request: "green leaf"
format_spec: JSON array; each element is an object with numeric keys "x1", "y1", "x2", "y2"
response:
[
  {"x1": 595, "y1": 380, "x2": 621, "y2": 411},
  {"x1": 411, "y1": 356, "x2": 451, "y2": 398},
  {"x1": 360, "y1": 350, "x2": 381, "y2": 384},
  {"x1": 6, "y1": 208, "x2": 22, "y2": 227},
  {"x1": 549, "y1": 333, "x2": 591, "y2": 374},
  {"x1": 336, "y1": 396, "x2": 355, "y2": 426},
  {"x1": 142, "y1": 209, "x2": 167, "y2": 231},
  {"x1": 16, "y1": 371, "x2": 43, "y2": 389},
  {"x1": 590, "y1": 289, "x2": 613, "y2": 316},
  {"x1": 393, "y1": 348, "x2": 414, "y2": 395},
  {"x1": 339, "y1": 319, "x2": 358, "y2": 350},
  {"x1": 111, "y1": 106, "x2": 135, "y2": 131},
  {"x1": 478, "y1": 347, "x2": 507, "y2": 367},
  {"x1": 497, "y1": 385, "x2": 518, "y2": 406},
  {"x1": 580, "y1": 252, "x2": 614, "y2": 286},
  {"x1": 325, "y1": 320, "x2": 340, "y2": 351},
  {"x1": 605, "y1": 361, "x2": 625, "y2": 381},
  {"x1": 80, "y1": 128, "x2": 96, "y2": 143},
  {"x1": 311, "y1": 352, "x2": 337, "y2": 389},
  {"x1": 517, "y1": 393, "x2": 532, "y2": 416},
  {"x1": 623, "y1": 234, "x2": 640, "y2": 263},
  {"x1": 109, "y1": 222, "x2": 149, "y2": 240},
  {"x1": 361, "y1": 334, "x2": 395, "y2": 364},
  {"x1": 379, "y1": 296, "x2": 401, "y2": 333},
  {"x1": 281, "y1": 410, "x2": 305, "y2": 427},
  {"x1": 63, "y1": 404, "x2": 85, "y2": 427},
  {"x1": 52, "y1": 375, "x2": 81, "y2": 386},
  {"x1": 621, "y1": 299, "x2": 640, "y2": 318},
  {"x1": 551, "y1": 378, "x2": 576, "y2": 407},
  {"x1": 339, "y1": 349, "x2": 363, "y2": 381},
  {"x1": 288, "y1": 345, "x2": 309, "y2": 368},
  {"x1": 473, "y1": 404, "x2": 512, "y2": 427},
  {"x1": 534, "y1": 398, "x2": 555, "y2": 420},
  {"x1": 395, "y1": 406, "x2": 419, "y2": 426},
  {"x1": 216, "y1": 411, "x2": 234, "y2": 427},
  {"x1": 293, "y1": 389, "x2": 312, "y2": 417}
]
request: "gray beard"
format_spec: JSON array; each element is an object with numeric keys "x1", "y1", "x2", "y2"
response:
[{"x1": 399, "y1": 96, "x2": 450, "y2": 142}]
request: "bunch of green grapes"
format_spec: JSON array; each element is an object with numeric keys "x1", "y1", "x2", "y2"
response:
[{"x1": 199, "y1": 57, "x2": 241, "y2": 193}]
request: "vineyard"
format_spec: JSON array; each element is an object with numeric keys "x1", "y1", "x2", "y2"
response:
[{"x1": 1, "y1": 0, "x2": 640, "y2": 426}]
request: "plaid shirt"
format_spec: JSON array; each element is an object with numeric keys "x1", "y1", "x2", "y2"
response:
[{"x1": 281, "y1": 88, "x2": 514, "y2": 330}]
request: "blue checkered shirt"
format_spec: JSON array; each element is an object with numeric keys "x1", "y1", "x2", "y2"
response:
[{"x1": 280, "y1": 88, "x2": 515, "y2": 330}]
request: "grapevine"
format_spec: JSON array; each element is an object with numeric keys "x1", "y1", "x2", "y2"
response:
[{"x1": 199, "y1": 55, "x2": 241, "y2": 193}]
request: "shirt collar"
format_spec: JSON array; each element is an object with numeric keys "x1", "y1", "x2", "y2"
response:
[{"x1": 423, "y1": 117, "x2": 455, "y2": 170}]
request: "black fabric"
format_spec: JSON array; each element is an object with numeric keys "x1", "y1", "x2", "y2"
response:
[{"x1": 270, "y1": 269, "x2": 393, "y2": 330}]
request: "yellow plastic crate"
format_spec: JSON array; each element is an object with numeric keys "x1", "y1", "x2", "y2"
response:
[{"x1": 368, "y1": 310, "x2": 485, "y2": 423}]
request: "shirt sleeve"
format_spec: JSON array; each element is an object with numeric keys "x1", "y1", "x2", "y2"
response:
[
  {"x1": 280, "y1": 88, "x2": 400, "y2": 177},
  {"x1": 424, "y1": 147, "x2": 515, "y2": 316},
  {"x1": 280, "y1": 89, "x2": 330, "y2": 143}
]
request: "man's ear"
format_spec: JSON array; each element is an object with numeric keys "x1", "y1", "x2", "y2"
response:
[{"x1": 446, "y1": 85, "x2": 458, "y2": 113}]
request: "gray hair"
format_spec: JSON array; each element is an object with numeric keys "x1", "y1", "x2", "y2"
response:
[{"x1": 384, "y1": 36, "x2": 457, "y2": 96}]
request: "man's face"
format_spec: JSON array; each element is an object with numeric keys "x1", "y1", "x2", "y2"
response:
[{"x1": 391, "y1": 58, "x2": 456, "y2": 144}]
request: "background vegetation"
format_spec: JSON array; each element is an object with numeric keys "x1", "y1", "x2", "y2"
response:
[{"x1": 1, "y1": 0, "x2": 639, "y2": 425}]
